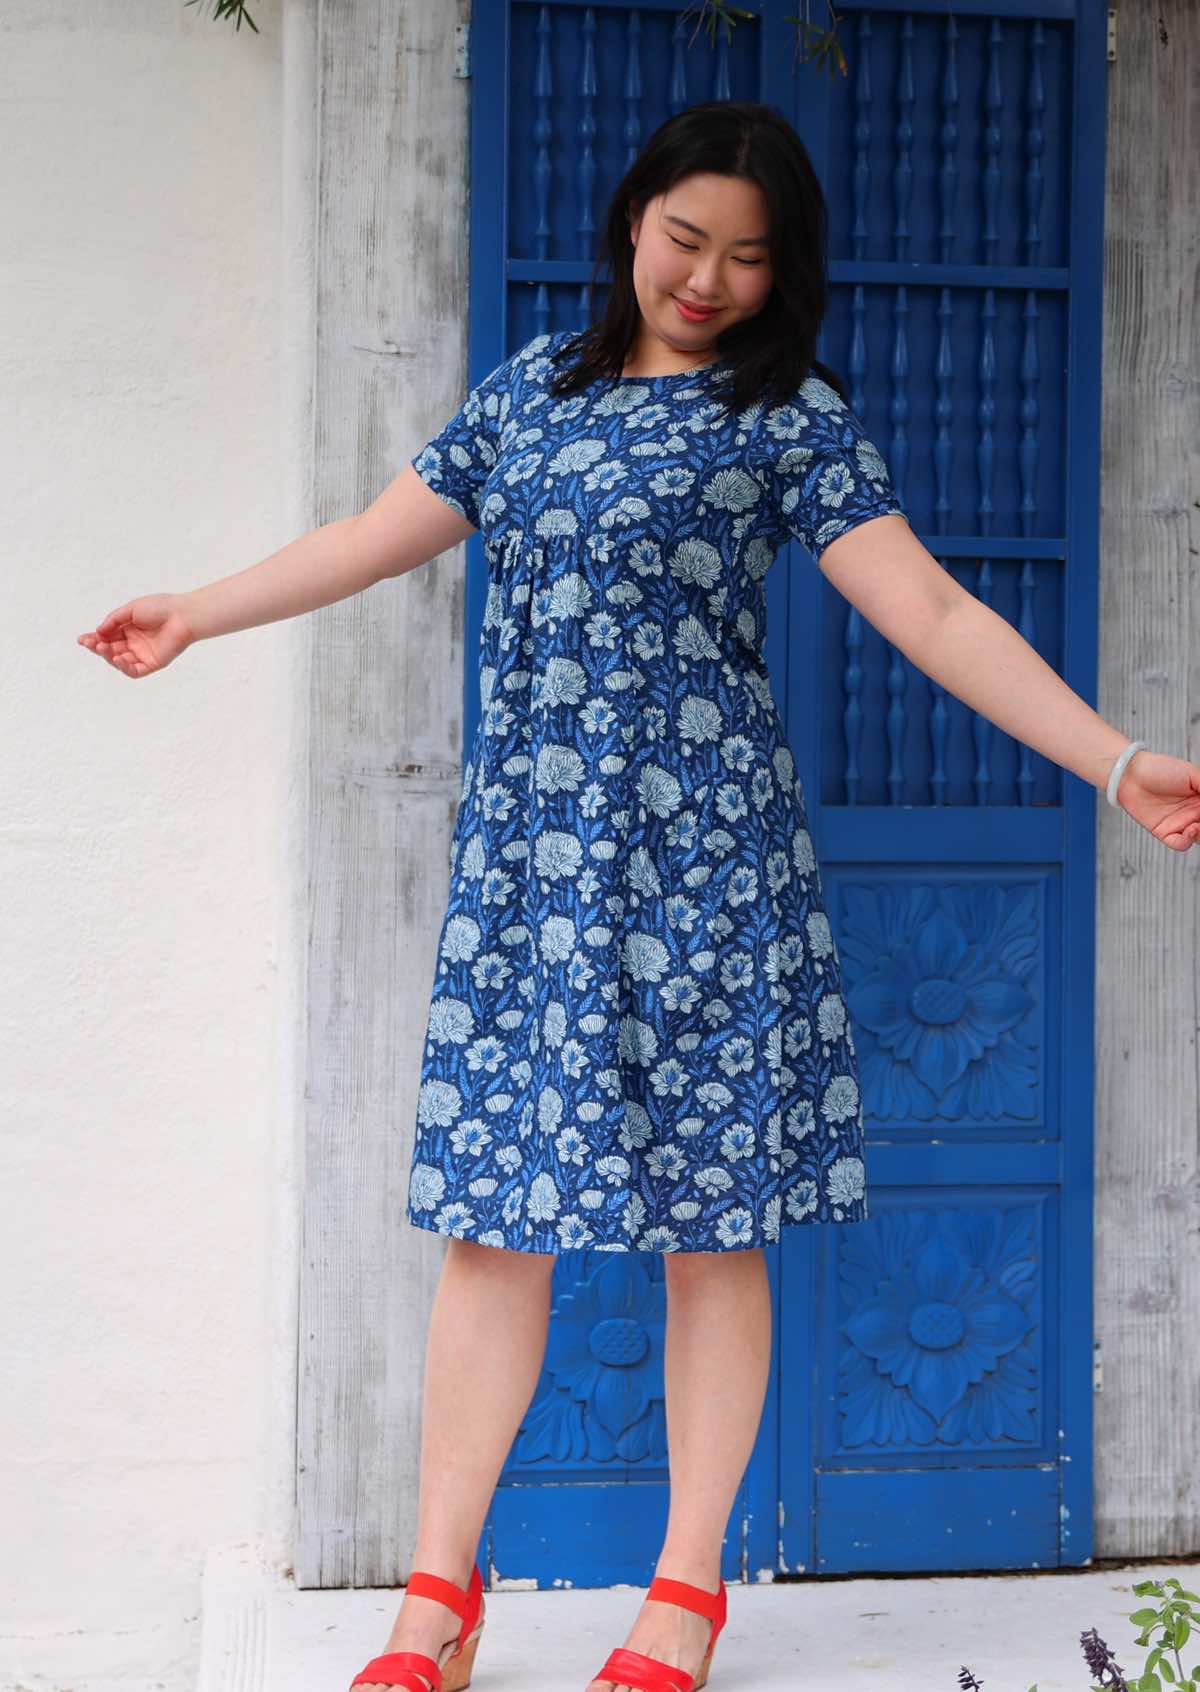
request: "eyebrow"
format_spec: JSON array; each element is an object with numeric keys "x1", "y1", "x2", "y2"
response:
[{"x1": 663, "y1": 214, "x2": 770, "y2": 247}]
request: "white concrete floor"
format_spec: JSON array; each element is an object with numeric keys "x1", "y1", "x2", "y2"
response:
[{"x1": 197, "y1": 1544, "x2": 1200, "y2": 1692}]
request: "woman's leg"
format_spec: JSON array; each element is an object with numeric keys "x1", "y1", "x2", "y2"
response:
[
  {"x1": 587, "y1": 1245, "x2": 773, "y2": 1692},
  {"x1": 358, "y1": 1236, "x2": 557, "y2": 1691}
]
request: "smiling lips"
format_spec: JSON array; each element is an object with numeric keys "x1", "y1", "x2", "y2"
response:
[{"x1": 674, "y1": 296, "x2": 719, "y2": 320}]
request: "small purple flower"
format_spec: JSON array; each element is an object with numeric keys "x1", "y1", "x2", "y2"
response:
[{"x1": 1080, "y1": 1628, "x2": 1130, "y2": 1692}]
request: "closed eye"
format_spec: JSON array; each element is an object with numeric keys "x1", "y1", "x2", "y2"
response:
[{"x1": 668, "y1": 234, "x2": 763, "y2": 268}]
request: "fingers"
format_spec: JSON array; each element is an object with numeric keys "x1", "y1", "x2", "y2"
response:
[
  {"x1": 76, "y1": 632, "x2": 145, "y2": 676},
  {"x1": 75, "y1": 607, "x2": 136, "y2": 652},
  {"x1": 94, "y1": 604, "x2": 135, "y2": 635},
  {"x1": 1162, "y1": 824, "x2": 1200, "y2": 851},
  {"x1": 77, "y1": 623, "x2": 127, "y2": 652}
]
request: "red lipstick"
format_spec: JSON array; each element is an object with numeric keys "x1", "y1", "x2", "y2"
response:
[{"x1": 674, "y1": 296, "x2": 719, "y2": 322}]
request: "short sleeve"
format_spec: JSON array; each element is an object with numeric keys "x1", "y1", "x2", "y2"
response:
[
  {"x1": 753, "y1": 376, "x2": 908, "y2": 559},
  {"x1": 410, "y1": 346, "x2": 523, "y2": 530}
]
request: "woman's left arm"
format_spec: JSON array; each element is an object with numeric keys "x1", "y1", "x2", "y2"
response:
[{"x1": 818, "y1": 514, "x2": 1200, "y2": 853}]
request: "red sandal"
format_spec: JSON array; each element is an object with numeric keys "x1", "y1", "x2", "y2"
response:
[
  {"x1": 350, "y1": 1563, "x2": 486, "y2": 1692},
  {"x1": 589, "y1": 1574, "x2": 728, "y2": 1692}
]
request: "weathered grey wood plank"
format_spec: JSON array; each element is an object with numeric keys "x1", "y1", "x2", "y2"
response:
[
  {"x1": 1095, "y1": 0, "x2": 1200, "y2": 1556},
  {"x1": 296, "y1": 0, "x2": 472, "y2": 1588}
]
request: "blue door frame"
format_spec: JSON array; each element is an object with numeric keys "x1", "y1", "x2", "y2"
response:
[{"x1": 451, "y1": 0, "x2": 1106, "y2": 1583}]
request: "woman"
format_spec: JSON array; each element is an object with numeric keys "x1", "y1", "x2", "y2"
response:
[{"x1": 78, "y1": 100, "x2": 1200, "y2": 1692}]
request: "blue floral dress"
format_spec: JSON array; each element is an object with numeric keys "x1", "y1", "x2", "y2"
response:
[{"x1": 405, "y1": 328, "x2": 906, "y2": 1254}]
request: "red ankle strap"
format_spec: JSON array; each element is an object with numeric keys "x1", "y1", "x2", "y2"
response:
[
  {"x1": 405, "y1": 1563, "x2": 479, "y2": 1622},
  {"x1": 647, "y1": 1574, "x2": 726, "y2": 1626}
]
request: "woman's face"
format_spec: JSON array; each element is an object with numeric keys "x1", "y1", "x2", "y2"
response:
[{"x1": 626, "y1": 173, "x2": 774, "y2": 370}]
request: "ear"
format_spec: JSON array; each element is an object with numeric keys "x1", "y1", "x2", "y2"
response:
[{"x1": 627, "y1": 205, "x2": 641, "y2": 247}]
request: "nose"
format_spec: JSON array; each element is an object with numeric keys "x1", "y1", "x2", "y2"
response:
[
  {"x1": 685, "y1": 258, "x2": 722, "y2": 299},
  {"x1": 689, "y1": 273, "x2": 719, "y2": 298}
]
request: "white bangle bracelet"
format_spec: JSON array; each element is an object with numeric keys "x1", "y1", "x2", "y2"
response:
[{"x1": 1106, "y1": 740, "x2": 1148, "y2": 810}]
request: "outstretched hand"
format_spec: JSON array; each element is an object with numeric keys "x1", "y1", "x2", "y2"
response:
[
  {"x1": 77, "y1": 594, "x2": 194, "y2": 678},
  {"x1": 1115, "y1": 750, "x2": 1200, "y2": 851}
]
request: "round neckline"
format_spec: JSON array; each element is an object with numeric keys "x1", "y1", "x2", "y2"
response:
[
  {"x1": 614, "y1": 358, "x2": 728, "y2": 384},
  {"x1": 548, "y1": 330, "x2": 730, "y2": 387}
]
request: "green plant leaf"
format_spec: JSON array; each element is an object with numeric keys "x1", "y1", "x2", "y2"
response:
[
  {"x1": 181, "y1": 0, "x2": 260, "y2": 31},
  {"x1": 1133, "y1": 1609, "x2": 1164, "y2": 1627}
]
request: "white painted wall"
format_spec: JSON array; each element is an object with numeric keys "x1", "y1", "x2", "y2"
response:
[{"x1": 0, "y1": 3, "x2": 311, "y2": 1686}]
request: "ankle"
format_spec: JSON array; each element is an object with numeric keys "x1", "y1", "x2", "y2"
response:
[
  {"x1": 408, "y1": 1552, "x2": 478, "y2": 1593},
  {"x1": 652, "y1": 1554, "x2": 722, "y2": 1594}
]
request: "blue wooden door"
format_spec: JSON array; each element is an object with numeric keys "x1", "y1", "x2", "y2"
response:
[{"x1": 458, "y1": 0, "x2": 1106, "y2": 1584}]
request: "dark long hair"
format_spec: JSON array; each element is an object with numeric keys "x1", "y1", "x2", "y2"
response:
[{"x1": 547, "y1": 100, "x2": 847, "y2": 416}]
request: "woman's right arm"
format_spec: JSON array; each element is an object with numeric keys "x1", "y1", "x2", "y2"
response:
[
  {"x1": 79, "y1": 462, "x2": 477, "y2": 676},
  {"x1": 182, "y1": 462, "x2": 478, "y2": 640}
]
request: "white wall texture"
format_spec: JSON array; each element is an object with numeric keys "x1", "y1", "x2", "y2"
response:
[{"x1": 1, "y1": 2, "x2": 311, "y2": 1686}]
